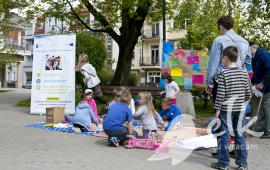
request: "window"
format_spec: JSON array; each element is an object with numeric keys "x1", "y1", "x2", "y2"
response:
[
  {"x1": 7, "y1": 72, "x2": 10, "y2": 81},
  {"x1": 25, "y1": 72, "x2": 32, "y2": 82},
  {"x1": 151, "y1": 45, "x2": 159, "y2": 64},
  {"x1": 106, "y1": 33, "x2": 112, "y2": 66},
  {"x1": 13, "y1": 71, "x2": 15, "y2": 80},
  {"x1": 148, "y1": 71, "x2": 160, "y2": 84},
  {"x1": 106, "y1": 34, "x2": 111, "y2": 43},
  {"x1": 151, "y1": 23, "x2": 159, "y2": 36},
  {"x1": 39, "y1": 22, "x2": 44, "y2": 29}
]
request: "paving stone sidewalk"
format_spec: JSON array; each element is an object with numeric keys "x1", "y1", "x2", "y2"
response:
[{"x1": 0, "y1": 88, "x2": 269, "y2": 170}]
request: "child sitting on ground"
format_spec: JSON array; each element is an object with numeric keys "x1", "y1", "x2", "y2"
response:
[
  {"x1": 103, "y1": 91, "x2": 138, "y2": 147},
  {"x1": 132, "y1": 92, "x2": 164, "y2": 142},
  {"x1": 108, "y1": 88, "x2": 122, "y2": 108},
  {"x1": 159, "y1": 97, "x2": 182, "y2": 131},
  {"x1": 83, "y1": 89, "x2": 100, "y2": 122},
  {"x1": 71, "y1": 101, "x2": 99, "y2": 132},
  {"x1": 119, "y1": 86, "x2": 136, "y2": 114}
]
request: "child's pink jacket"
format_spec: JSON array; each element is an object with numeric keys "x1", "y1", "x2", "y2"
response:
[{"x1": 83, "y1": 99, "x2": 100, "y2": 122}]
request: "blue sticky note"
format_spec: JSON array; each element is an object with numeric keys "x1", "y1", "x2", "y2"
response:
[
  {"x1": 160, "y1": 78, "x2": 166, "y2": 90},
  {"x1": 162, "y1": 61, "x2": 168, "y2": 68},
  {"x1": 162, "y1": 53, "x2": 170, "y2": 62},
  {"x1": 192, "y1": 63, "x2": 201, "y2": 72},
  {"x1": 246, "y1": 64, "x2": 252, "y2": 71},
  {"x1": 163, "y1": 42, "x2": 174, "y2": 53},
  {"x1": 184, "y1": 78, "x2": 192, "y2": 90}
]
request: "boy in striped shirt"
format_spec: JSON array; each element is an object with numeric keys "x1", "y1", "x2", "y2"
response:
[{"x1": 211, "y1": 46, "x2": 250, "y2": 170}]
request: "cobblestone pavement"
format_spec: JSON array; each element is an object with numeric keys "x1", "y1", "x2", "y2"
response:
[{"x1": 0, "y1": 88, "x2": 269, "y2": 170}]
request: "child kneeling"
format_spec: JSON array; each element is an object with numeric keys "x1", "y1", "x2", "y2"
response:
[
  {"x1": 159, "y1": 97, "x2": 182, "y2": 131},
  {"x1": 103, "y1": 91, "x2": 138, "y2": 147},
  {"x1": 71, "y1": 102, "x2": 99, "y2": 132}
]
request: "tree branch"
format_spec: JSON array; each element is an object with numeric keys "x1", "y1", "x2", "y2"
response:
[
  {"x1": 66, "y1": 0, "x2": 107, "y2": 33},
  {"x1": 80, "y1": 0, "x2": 121, "y2": 43}
]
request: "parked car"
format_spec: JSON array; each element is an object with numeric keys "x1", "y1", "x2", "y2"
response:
[
  {"x1": 23, "y1": 81, "x2": 32, "y2": 89},
  {"x1": 139, "y1": 82, "x2": 158, "y2": 87},
  {"x1": 7, "y1": 80, "x2": 16, "y2": 88}
]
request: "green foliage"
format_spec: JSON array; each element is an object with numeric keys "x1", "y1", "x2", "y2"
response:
[
  {"x1": 127, "y1": 72, "x2": 138, "y2": 86},
  {"x1": 176, "y1": 0, "x2": 235, "y2": 50},
  {"x1": 238, "y1": 0, "x2": 270, "y2": 50},
  {"x1": 98, "y1": 67, "x2": 114, "y2": 86},
  {"x1": 0, "y1": 0, "x2": 28, "y2": 68},
  {"x1": 75, "y1": 32, "x2": 107, "y2": 98}
]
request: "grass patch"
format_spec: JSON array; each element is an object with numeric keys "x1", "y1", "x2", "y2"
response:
[
  {"x1": 194, "y1": 101, "x2": 214, "y2": 118},
  {"x1": 16, "y1": 98, "x2": 31, "y2": 107},
  {"x1": 0, "y1": 90, "x2": 12, "y2": 93},
  {"x1": 15, "y1": 91, "x2": 214, "y2": 118}
]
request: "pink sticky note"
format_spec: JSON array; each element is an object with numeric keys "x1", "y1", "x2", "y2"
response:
[
  {"x1": 173, "y1": 49, "x2": 186, "y2": 60},
  {"x1": 248, "y1": 73, "x2": 253, "y2": 80},
  {"x1": 192, "y1": 75, "x2": 204, "y2": 84},
  {"x1": 187, "y1": 56, "x2": 199, "y2": 64}
]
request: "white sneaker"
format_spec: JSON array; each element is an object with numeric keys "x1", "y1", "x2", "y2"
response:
[{"x1": 72, "y1": 126, "x2": 81, "y2": 133}]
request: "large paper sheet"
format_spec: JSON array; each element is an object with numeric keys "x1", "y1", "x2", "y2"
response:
[{"x1": 176, "y1": 134, "x2": 217, "y2": 149}]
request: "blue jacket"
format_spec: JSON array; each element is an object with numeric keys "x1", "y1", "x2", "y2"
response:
[
  {"x1": 251, "y1": 47, "x2": 270, "y2": 94},
  {"x1": 71, "y1": 103, "x2": 98, "y2": 131},
  {"x1": 159, "y1": 104, "x2": 182, "y2": 131},
  {"x1": 206, "y1": 30, "x2": 252, "y2": 87}
]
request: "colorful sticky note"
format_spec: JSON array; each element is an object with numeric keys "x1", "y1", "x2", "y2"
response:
[
  {"x1": 192, "y1": 63, "x2": 201, "y2": 72},
  {"x1": 162, "y1": 61, "x2": 168, "y2": 68},
  {"x1": 192, "y1": 75, "x2": 204, "y2": 84},
  {"x1": 187, "y1": 56, "x2": 199, "y2": 64},
  {"x1": 171, "y1": 68, "x2": 182, "y2": 76},
  {"x1": 203, "y1": 57, "x2": 209, "y2": 67},
  {"x1": 162, "y1": 53, "x2": 170, "y2": 62},
  {"x1": 202, "y1": 51, "x2": 207, "y2": 57},
  {"x1": 160, "y1": 78, "x2": 166, "y2": 89},
  {"x1": 173, "y1": 49, "x2": 186, "y2": 60},
  {"x1": 248, "y1": 73, "x2": 253, "y2": 80},
  {"x1": 173, "y1": 77, "x2": 184, "y2": 86},
  {"x1": 161, "y1": 68, "x2": 170, "y2": 74},
  {"x1": 246, "y1": 64, "x2": 252, "y2": 71},
  {"x1": 184, "y1": 78, "x2": 192, "y2": 90},
  {"x1": 163, "y1": 42, "x2": 174, "y2": 53},
  {"x1": 169, "y1": 58, "x2": 179, "y2": 68},
  {"x1": 194, "y1": 50, "x2": 198, "y2": 56}
]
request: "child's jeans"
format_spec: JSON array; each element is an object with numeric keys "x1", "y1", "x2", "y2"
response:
[
  {"x1": 104, "y1": 126, "x2": 138, "y2": 140},
  {"x1": 171, "y1": 98, "x2": 177, "y2": 104}
]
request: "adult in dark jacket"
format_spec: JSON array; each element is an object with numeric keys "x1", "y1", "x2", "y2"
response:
[{"x1": 250, "y1": 42, "x2": 270, "y2": 139}]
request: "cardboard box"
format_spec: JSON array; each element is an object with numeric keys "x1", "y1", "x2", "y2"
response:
[{"x1": 46, "y1": 107, "x2": 65, "y2": 123}]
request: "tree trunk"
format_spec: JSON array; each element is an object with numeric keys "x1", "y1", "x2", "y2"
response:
[{"x1": 110, "y1": 36, "x2": 138, "y2": 85}]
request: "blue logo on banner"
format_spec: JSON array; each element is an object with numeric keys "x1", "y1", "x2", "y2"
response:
[
  {"x1": 36, "y1": 44, "x2": 38, "y2": 48},
  {"x1": 36, "y1": 79, "x2": 41, "y2": 84},
  {"x1": 70, "y1": 43, "x2": 73, "y2": 46}
]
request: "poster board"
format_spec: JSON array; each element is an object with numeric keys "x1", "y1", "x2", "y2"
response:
[
  {"x1": 162, "y1": 49, "x2": 210, "y2": 91},
  {"x1": 30, "y1": 34, "x2": 76, "y2": 115},
  {"x1": 162, "y1": 47, "x2": 253, "y2": 91}
]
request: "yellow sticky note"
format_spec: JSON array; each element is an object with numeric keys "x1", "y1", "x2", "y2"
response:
[
  {"x1": 202, "y1": 51, "x2": 207, "y2": 57},
  {"x1": 171, "y1": 68, "x2": 182, "y2": 76}
]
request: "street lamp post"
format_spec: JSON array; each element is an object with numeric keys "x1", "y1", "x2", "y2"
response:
[
  {"x1": 51, "y1": 25, "x2": 63, "y2": 34},
  {"x1": 162, "y1": 0, "x2": 166, "y2": 42}
]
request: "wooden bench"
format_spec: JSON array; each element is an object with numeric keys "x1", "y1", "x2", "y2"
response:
[{"x1": 100, "y1": 86, "x2": 162, "y2": 96}]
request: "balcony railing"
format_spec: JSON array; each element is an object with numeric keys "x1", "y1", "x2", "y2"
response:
[
  {"x1": 9, "y1": 14, "x2": 31, "y2": 29},
  {"x1": 141, "y1": 29, "x2": 160, "y2": 38},
  {"x1": 4, "y1": 42, "x2": 33, "y2": 52},
  {"x1": 139, "y1": 56, "x2": 160, "y2": 66}
]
